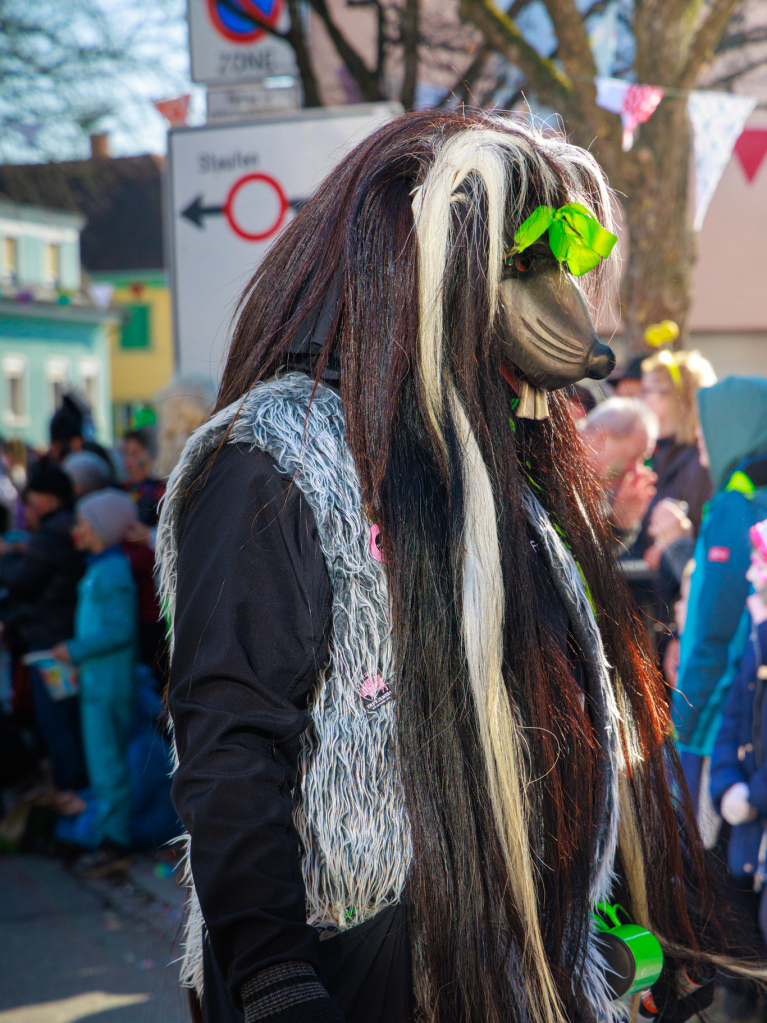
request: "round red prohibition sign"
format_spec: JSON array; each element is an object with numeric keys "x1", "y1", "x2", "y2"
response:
[{"x1": 224, "y1": 172, "x2": 289, "y2": 242}]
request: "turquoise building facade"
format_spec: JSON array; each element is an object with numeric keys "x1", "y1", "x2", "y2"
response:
[{"x1": 0, "y1": 198, "x2": 116, "y2": 449}]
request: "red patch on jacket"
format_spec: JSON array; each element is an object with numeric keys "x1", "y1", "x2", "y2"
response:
[{"x1": 708, "y1": 546, "x2": 730, "y2": 563}]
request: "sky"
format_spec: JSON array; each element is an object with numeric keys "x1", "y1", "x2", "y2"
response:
[{"x1": 91, "y1": 0, "x2": 205, "y2": 158}]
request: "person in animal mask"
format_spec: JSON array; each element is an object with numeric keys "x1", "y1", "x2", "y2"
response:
[{"x1": 158, "y1": 111, "x2": 761, "y2": 1023}]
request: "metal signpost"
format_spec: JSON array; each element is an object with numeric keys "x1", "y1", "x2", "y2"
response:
[{"x1": 167, "y1": 104, "x2": 400, "y2": 380}]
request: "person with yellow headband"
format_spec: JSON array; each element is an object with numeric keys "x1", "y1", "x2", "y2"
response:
[{"x1": 639, "y1": 348, "x2": 716, "y2": 550}]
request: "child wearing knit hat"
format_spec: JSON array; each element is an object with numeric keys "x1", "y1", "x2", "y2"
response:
[{"x1": 52, "y1": 489, "x2": 139, "y2": 877}]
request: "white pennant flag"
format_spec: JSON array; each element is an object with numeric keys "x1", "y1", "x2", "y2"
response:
[{"x1": 688, "y1": 91, "x2": 756, "y2": 230}]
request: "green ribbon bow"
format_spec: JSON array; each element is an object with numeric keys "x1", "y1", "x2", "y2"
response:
[{"x1": 510, "y1": 202, "x2": 617, "y2": 277}]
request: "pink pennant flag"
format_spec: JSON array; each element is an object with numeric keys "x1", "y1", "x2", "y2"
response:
[
  {"x1": 154, "y1": 95, "x2": 191, "y2": 127},
  {"x1": 734, "y1": 129, "x2": 767, "y2": 183},
  {"x1": 621, "y1": 84, "x2": 664, "y2": 151}
]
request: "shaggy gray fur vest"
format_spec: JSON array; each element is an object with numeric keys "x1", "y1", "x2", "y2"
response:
[
  {"x1": 157, "y1": 373, "x2": 623, "y2": 1019},
  {"x1": 156, "y1": 373, "x2": 411, "y2": 994}
]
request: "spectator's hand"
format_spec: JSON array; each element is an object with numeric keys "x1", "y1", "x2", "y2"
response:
[
  {"x1": 721, "y1": 782, "x2": 757, "y2": 826},
  {"x1": 644, "y1": 543, "x2": 663, "y2": 571},
  {"x1": 747, "y1": 592, "x2": 767, "y2": 626},
  {"x1": 648, "y1": 499, "x2": 693, "y2": 547},
  {"x1": 51, "y1": 642, "x2": 72, "y2": 664},
  {"x1": 612, "y1": 467, "x2": 657, "y2": 531}
]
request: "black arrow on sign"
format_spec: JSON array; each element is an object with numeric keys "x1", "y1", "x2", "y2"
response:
[
  {"x1": 181, "y1": 194, "x2": 307, "y2": 229},
  {"x1": 181, "y1": 196, "x2": 223, "y2": 228}
]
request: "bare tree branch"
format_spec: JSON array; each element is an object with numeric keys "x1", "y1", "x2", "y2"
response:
[
  {"x1": 400, "y1": 0, "x2": 419, "y2": 109},
  {"x1": 679, "y1": 0, "x2": 745, "y2": 86},
  {"x1": 706, "y1": 55, "x2": 767, "y2": 86},
  {"x1": 458, "y1": 0, "x2": 575, "y2": 114},
  {"x1": 715, "y1": 26, "x2": 767, "y2": 51},
  {"x1": 436, "y1": 44, "x2": 492, "y2": 107},
  {"x1": 285, "y1": 0, "x2": 321, "y2": 107},
  {"x1": 539, "y1": 0, "x2": 618, "y2": 144},
  {"x1": 306, "y1": 0, "x2": 386, "y2": 101}
]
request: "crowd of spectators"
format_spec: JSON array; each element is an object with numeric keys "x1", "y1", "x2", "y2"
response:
[
  {"x1": 5, "y1": 360, "x2": 767, "y2": 1016},
  {"x1": 0, "y1": 394, "x2": 179, "y2": 877},
  {"x1": 580, "y1": 356, "x2": 767, "y2": 1020}
]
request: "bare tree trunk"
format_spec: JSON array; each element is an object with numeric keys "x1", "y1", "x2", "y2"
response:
[
  {"x1": 619, "y1": 98, "x2": 695, "y2": 353},
  {"x1": 286, "y1": 0, "x2": 322, "y2": 107},
  {"x1": 400, "y1": 0, "x2": 420, "y2": 110}
]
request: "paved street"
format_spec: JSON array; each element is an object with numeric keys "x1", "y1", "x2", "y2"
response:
[{"x1": 0, "y1": 854, "x2": 190, "y2": 1023}]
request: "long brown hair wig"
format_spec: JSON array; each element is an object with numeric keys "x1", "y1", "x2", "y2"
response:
[{"x1": 216, "y1": 110, "x2": 757, "y2": 1023}]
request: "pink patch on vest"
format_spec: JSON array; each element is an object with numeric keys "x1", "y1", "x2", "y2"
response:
[
  {"x1": 369, "y1": 524, "x2": 385, "y2": 563},
  {"x1": 358, "y1": 674, "x2": 392, "y2": 712},
  {"x1": 709, "y1": 546, "x2": 730, "y2": 563}
]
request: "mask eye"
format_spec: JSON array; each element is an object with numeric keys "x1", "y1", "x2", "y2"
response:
[{"x1": 514, "y1": 252, "x2": 533, "y2": 273}]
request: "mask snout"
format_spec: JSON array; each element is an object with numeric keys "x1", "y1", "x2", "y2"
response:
[{"x1": 587, "y1": 340, "x2": 616, "y2": 381}]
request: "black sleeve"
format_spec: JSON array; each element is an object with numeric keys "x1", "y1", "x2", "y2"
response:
[
  {"x1": 1, "y1": 532, "x2": 55, "y2": 602},
  {"x1": 168, "y1": 441, "x2": 333, "y2": 1003}
]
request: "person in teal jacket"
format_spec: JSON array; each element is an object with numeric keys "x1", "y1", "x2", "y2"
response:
[
  {"x1": 673, "y1": 377, "x2": 767, "y2": 807},
  {"x1": 53, "y1": 488, "x2": 139, "y2": 876}
]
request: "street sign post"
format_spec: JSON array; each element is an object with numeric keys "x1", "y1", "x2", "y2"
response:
[
  {"x1": 167, "y1": 104, "x2": 401, "y2": 381},
  {"x1": 187, "y1": 0, "x2": 297, "y2": 86}
]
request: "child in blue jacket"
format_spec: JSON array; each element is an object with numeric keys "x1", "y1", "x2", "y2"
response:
[
  {"x1": 53, "y1": 489, "x2": 139, "y2": 876},
  {"x1": 710, "y1": 518, "x2": 767, "y2": 944}
]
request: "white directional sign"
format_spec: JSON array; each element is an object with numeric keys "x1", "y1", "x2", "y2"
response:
[
  {"x1": 167, "y1": 104, "x2": 401, "y2": 381},
  {"x1": 187, "y1": 0, "x2": 297, "y2": 86}
]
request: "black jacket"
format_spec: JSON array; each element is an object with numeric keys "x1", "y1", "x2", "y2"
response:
[
  {"x1": 168, "y1": 439, "x2": 583, "y2": 1021},
  {"x1": 169, "y1": 443, "x2": 333, "y2": 1007},
  {"x1": 1, "y1": 507, "x2": 84, "y2": 652}
]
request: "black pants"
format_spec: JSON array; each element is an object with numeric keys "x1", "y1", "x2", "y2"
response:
[
  {"x1": 201, "y1": 904, "x2": 414, "y2": 1023},
  {"x1": 30, "y1": 669, "x2": 87, "y2": 790}
]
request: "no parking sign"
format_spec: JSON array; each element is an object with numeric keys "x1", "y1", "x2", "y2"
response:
[
  {"x1": 167, "y1": 104, "x2": 400, "y2": 379},
  {"x1": 187, "y1": 0, "x2": 297, "y2": 85}
]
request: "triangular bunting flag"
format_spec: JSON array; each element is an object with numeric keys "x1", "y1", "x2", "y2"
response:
[
  {"x1": 621, "y1": 84, "x2": 664, "y2": 151},
  {"x1": 734, "y1": 129, "x2": 767, "y2": 183},
  {"x1": 595, "y1": 77, "x2": 663, "y2": 150},
  {"x1": 688, "y1": 91, "x2": 756, "y2": 229},
  {"x1": 595, "y1": 76, "x2": 629, "y2": 115},
  {"x1": 154, "y1": 95, "x2": 191, "y2": 127}
]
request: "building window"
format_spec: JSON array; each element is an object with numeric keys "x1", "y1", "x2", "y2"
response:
[
  {"x1": 120, "y1": 303, "x2": 151, "y2": 349},
  {"x1": 46, "y1": 357, "x2": 69, "y2": 411},
  {"x1": 3, "y1": 355, "x2": 27, "y2": 423},
  {"x1": 43, "y1": 242, "x2": 60, "y2": 287},
  {"x1": 79, "y1": 359, "x2": 99, "y2": 413},
  {"x1": 2, "y1": 237, "x2": 17, "y2": 283}
]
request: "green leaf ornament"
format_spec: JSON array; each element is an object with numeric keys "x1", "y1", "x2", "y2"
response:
[{"x1": 511, "y1": 202, "x2": 617, "y2": 277}]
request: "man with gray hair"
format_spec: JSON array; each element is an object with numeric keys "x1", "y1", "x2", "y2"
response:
[{"x1": 581, "y1": 397, "x2": 659, "y2": 545}]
